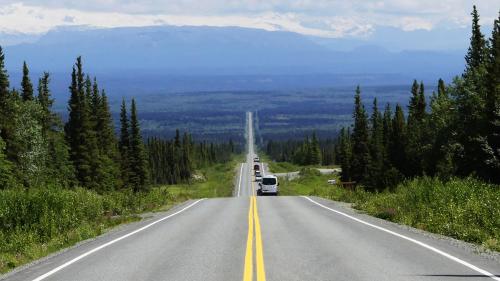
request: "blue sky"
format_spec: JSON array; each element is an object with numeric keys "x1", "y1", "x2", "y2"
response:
[{"x1": 0, "y1": 0, "x2": 498, "y2": 38}]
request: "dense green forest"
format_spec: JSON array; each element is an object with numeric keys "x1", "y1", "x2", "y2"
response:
[
  {"x1": 147, "y1": 131, "x2": 236, "y2": 185},
  {"x1": 0, "y1": 54, "x2": 149, "y2": 191},
  {"x1": 0, "y1": 54, "x2": 237, "y2": 192},
  {"x1": 266, "y1": 133, "x2": 336, "y2": 166},
  {"x1": 337, "y1": 7, "x2": 500, "y2": 190},
  {"x1": 267, "y1": 7, "x2": 500, "y2": 190}
]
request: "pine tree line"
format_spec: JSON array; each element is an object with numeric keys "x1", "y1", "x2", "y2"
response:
[
  {"x1": 0, "y1": 53, "x2": 237, "y2": 191},
  {"x1": 147, "y1": 131, "x2": 237, "y2": 185},
  {"x1": 266, "y1": 132, "x2": 323, "y2": 166},
  {"x1": 337, "y1": 7, "x2": 500, "y2": 189}
]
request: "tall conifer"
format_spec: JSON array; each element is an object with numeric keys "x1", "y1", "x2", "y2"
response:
[
  {"x1": 21, "y1": 61, "x2": 34, "y2": 101},
  {"x1": 350, "y1": 86, "x2": 370, "y2": 183},
  {"x1": 129, "y1": 98, "x2": 148, "y2": 191}
]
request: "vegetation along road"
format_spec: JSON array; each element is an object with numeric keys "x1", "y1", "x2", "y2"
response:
[{"x1": 2, "y1": 112, "x2": 499, "y2": 281}]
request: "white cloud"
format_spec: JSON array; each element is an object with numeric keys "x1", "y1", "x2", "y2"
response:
[{"x1": 0, "y1": 1, "x2": 498, "y2": 37}]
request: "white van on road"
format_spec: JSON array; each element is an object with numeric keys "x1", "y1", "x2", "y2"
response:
[{"x1": 258, "y1": 175, "x2": 279, "y2": 196}]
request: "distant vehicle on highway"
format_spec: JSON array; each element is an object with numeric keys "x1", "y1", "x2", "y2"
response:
[
  {"x1": 255, "y1": 174, "x2": 262, "y2": 182},
  {"x1": 254, "y1": 164, "x2": 260, "y2": 171},
  {"x1": 258, "y1": 175, "x2": 279, "y2": 196},
  {"x1": 253, "y1": 157, "x2": 260, "y2": 162},
  {"x1": 255, "y1": 170, "x2": 262, "y2": 182}
]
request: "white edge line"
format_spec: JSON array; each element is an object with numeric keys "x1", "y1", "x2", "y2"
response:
[
  {"x1": 237, "y1": 163, "x2": 244, "y2": 197},
  {"x1": 31, "y1": 199, "x2": 205, "y2": 281},
  {"x1": 302, "y1": 196, "x2": 500, "y2": 281}
]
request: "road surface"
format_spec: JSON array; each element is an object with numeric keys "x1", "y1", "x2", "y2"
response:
[{"x1": 2, "y1": 111, "x2": 499, "y2": 281}]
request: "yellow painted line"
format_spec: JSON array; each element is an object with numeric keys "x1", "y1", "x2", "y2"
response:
[
  {"x1": 243, "y1": 197, "x2": 254, "y2": 281},
  {"x1": 251, "y1": 176, "x2": 256, "y2": 196},
  {"x1": 253, "y1": 196, "x2": 267, "y2": 281}
]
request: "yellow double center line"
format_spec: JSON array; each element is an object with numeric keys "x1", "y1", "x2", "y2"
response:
[{"x1": 243, "y1": 196, "x2": 266, "y2": 281}]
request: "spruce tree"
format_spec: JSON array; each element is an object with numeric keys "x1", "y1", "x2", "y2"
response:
[
  {"x1": 382, "y1": 103, "x2": 393, "y2": 153},
  {"x1": 485, "y1": 12, "x2": 500, "y2": 182},
  {"x1": 37, "y1": 72, "x2": 52, "y2": 134},
  {"x1": 339, "y1": 127, "x2": 352, "y2": 182},
  {"x1": 389, "y1": 104, "x2": 406, "y2": 179},
  {"x1": 426, "y1": 79, "x2": 456, "y2": 178},
  {"x1": 366, "y1": 98, "x2": 384, "y2": 190},
  {"x1": 465, "y1": 6, "x2": 488, "y2": 76},
  {"x1": 129, "y1": 98, "x2": 148, "y2": 191},
  {"x1": 93, "y1": 88, "x2": 120, "y2": 191},
  {"x1": 452, "y1": 7, "x2": 490, "y2": 178},
  {"x1": 65, "y1": 57, "x2": 99, "y2": 188},
  {"x1": 310, "y1": 132, "x2": 322, "y2": 165},
  {"x1": 37, "y1": 72, "x2": 74, "y2": 186},
  {"x1": 350, "y1": 86, "x2": 370, "y2": 183},
  {"x1": 406, "y1": 81, "x2": 427, "y2": 176},
  {"x1": 181, "y1": 132, "x2": 193, "y2": 180},
  {"x1": 21, "y1": 61, "x2": 34, "y2": 101},
  {"x1": 119, "y1": 98, "x2": 131, "y2": 186}
]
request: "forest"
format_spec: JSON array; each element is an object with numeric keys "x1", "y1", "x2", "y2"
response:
[
  {"x1": 266, "y1": 7, "x2": 500, "y2": 190},
  {"x1": 0, "y1": 54, "x2": 237, "y2": 192}
]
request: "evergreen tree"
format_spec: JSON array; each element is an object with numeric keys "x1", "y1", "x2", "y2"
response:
[
  {"x1": 310, "y1": 132, "x2": 322, "y2": 165},
  {"x1": 485, "y1": 12, "x2": 500, "y2": 182},
  {"x1": 366, "y1": 98, "x2": 384, "y2": 190},
  {"x1": 382, "y1": 103, "x2": 393, "y2": 153},
  {"x1": 181, "y1": 132, "x2": 193, "y2": 180},
  {"x1": 350, "y1": 86, "x2": 370, "y2": 183},
  {"x1": 37, "y1": 72, "x2": 52, "y2": 134},
  {"x1": 21, "y1": 61, "x2": 34, "y2": 101},
  {"x1": 94, "y1": 88, "x2": 121, "y2": 191},
  {"x1": 339, "y1": 127, "x2": 352, "y2": 182},
  {"x1": 119, "y1": 98, "x2": 131, "y2": 186},
  {"x1": 406, "y1": 81, "x2": 427, "y2": 176},
  {"x1": 465, "y1": 6, "x2": 488, "y2": 76},
  {"x1": 452, "y1": 7, "x2": 490, "y2": 178},
  {"x1": 389, "y1": 104, "x2": 406, "y2": 178},
  {"x1": 425, "y1": 79, "x2": 456, "y2": 178},
  {"x1": 65, "y1": 57, "x2": 99, "y2": 188},
  {"x1": 37, "y1": 72, "x2": 74, "y2": 186},
  {"x1": 129, "y1": 98, "x2": 149, "y2": 191}
]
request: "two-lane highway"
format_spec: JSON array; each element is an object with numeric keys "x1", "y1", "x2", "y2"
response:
[{"x1": 2, "y1": 111, "x2": 499, "y2": 281}]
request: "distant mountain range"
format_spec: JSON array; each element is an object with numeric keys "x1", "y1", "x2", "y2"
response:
[
  {"x1": 2, "y1": 25, "x2": 466, "y2": 75},
  {"x1": 0, "y1": 25, "x2": 470, "y2": 101}
]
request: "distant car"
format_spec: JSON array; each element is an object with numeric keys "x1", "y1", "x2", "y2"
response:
[
  {"x1": 254, "y1": 157, "x2": 260, "y2": 162},
  {"x1": 258, "y1": 175, "x2": 279, "y2": 196},
  {"x1": 255, "y1": 170, "x2": 262, "y2": 182},
  {"x1": 255, "y1": 174, "x2": 263, "y2": 182},
  {"x1": 254, "y1": 164, "x2": 260, "y2": 171}
]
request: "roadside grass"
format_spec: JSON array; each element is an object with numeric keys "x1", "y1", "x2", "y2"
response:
[
  {"x1": 0, "y1": 155, "x2": 242, "y2": 274},
  {"x1": 261, "y1": 154, "x2": 338, "y2": 174},
  {"x1": 165, "y1": 155, "x2": 244, "y2": 199},
  {"x1": 278, "y1": 168, "x2": 500, "y2": 252}
]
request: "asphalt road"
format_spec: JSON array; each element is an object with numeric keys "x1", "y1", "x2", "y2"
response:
[{"x1": 2, "y1": 111, "x2": 499, "y2": 281}]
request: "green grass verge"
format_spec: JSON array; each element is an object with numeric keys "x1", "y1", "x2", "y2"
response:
[
  {"x1": 278, "y1": 168, "x2": 500, "y2": 252},
  {"x1": 0, "y1": 155, "x2": 242, "y2": 274},
  {"x1": 165, "y1": 155, "x2": 244, "y2": 199},
  {"x1": 260, "y1": 154, "x2": 339, "y2": 174}
]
